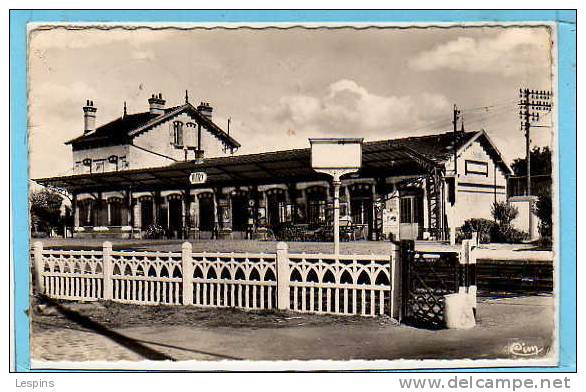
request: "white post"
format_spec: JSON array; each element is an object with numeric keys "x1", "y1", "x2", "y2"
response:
[
  {"x1": 276, "y1": 241, "x2": 289, "y2": 311},
  {"x1": 102, "y1": 241, "x2": 113, "y2": 300},
  {"x1": 333, "y1": 176, "x2": 341, "y2": 255},
  {"x1": 33, "y1": 241, "x2": 45, "y2": 295},
  {"x1": 389, "y1": 241, "x2": 402, "y2": 320},
  {"x1": 468, "y1": 241, "x2": 477, "y2": 318},
  {"x1": 459, "y1": 239, "x2": 470, "y2": 294},
  {"x1": 182, "y1": 242, "x2": 193, "y2": 305}
]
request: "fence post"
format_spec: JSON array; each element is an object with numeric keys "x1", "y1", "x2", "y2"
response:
[
  {"x1": 33, "y1": 241, "x2": 45, "y2": 295},
  {"x1": 182, "y1": 242, "x2": 193, "y2": 305},
  {"x1": 399, "y1": 240, "x2": 415, "y2": 323},
  {"x1": 276, "y1": 241, "x2": 290, "y2": 311},
  {"x1": 389, "y1": 241, "x2": 402, "y2": 321},
  {"x1": 102, "y1": 241, "x2": 113, "y2": 300},
  {"x1": 468, "y1": 242, "x2": 477, "y2": 319},
  {"x1": 460, "y1": 239, "x2": 477, "y2": 318},
  {"x1": 460, "y1": 239, "x2": 471, "y2": 294}
]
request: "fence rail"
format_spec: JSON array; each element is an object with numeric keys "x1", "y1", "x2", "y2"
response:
[{"x1": 33, "y1": 241, "x2": 399, "y2": 319}]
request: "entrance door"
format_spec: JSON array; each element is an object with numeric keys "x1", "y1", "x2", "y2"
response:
[
  {"x1": 140, "y1": 200, "x2": 154, "y2": 229},
  {"x1": 399, "y1": 190, "x2": 424, "y2": 240},
  {"x1": 267, "y1": 190, "x2": 286, "y2": 227},
  {"x1": 231, "y1": 193, "x2": 249, "y2": 231},
  {"x1": 198, "y1": 195, "x2": 215, "y2": 231},
  {"x1": 168, "y1": 199, "x2": 183, "y2": 238}
]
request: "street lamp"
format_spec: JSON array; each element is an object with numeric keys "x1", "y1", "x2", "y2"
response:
[{"x1": 309, "y1": 138, "x2": 363, "y2": 255}]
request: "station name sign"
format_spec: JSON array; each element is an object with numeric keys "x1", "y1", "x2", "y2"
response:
[{"x1": 189, "y1": 172, "x2": 207, "y2": 184}]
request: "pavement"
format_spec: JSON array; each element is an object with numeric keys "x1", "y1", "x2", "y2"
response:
[{"x1": 31, "y1": 295, "x2": 555, "y2": 364}]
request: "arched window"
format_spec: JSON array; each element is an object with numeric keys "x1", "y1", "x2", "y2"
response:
[{"x1": 172, "y1": 121, "x2": 184, "y2": 147}]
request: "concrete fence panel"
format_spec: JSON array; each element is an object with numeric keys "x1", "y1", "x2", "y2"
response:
[{"x1": 34, "y1": 241, "x2": 403, "y2": 319}]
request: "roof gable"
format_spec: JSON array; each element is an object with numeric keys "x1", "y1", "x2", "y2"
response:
[
  {"x1": 456, "y1": 130, "x2": 512, "y2": 175},
  {"x1": 66, "y1": 103, "x2": 240, "y2": 150}
]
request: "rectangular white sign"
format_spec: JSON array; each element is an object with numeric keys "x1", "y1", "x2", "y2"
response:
[{"x1": 310, "y1": 139, "x2": 362, "y2": 169}]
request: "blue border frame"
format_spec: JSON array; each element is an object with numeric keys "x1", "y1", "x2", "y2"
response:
[{"x1": 10, "y1": 10, "x2": 576, "y2": 372}]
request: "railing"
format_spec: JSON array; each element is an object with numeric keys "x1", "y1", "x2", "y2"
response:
[
  {"x1": 32, "y1": 241, "x2": 400, "y2": 319},
  {"x1": 189, "y1": 252, "x2": 277, "y2": 310},
  {"x1": 37, "y1": 248, "x2": 104, "y2": 301},
  {"x1": 287, "y1": 253, "x2": 395, "y2": 316},
  {"x1": 110, "y1": 250, "x2": 183, "y2": 305}
]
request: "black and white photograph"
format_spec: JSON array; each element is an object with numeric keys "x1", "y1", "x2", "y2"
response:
[{"x1": 27, "y1": 22, "x2": 557, "y2": 370}]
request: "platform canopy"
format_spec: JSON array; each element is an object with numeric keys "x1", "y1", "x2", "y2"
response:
[{"x1": 35, "y1": 139, "x2": 448, "y2": 194}]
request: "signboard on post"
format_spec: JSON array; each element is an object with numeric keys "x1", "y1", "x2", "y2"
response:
[
  {"x1": 309, "y1": 138, "x2": 363, "y2": 255},
  {"x1": 310, "y1": 139, "x2": 362, "y2": 171},
  {"x1": 189, "y1": 172, "x2": 207, "y2": 185}
]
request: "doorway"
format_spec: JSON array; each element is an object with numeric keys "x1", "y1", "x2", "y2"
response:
[
  {"x1": 399, "y1": 188, "x2": 424, "y2": 240},
  {"x1": 349, "y1": 184, "x2": 374, "y2": 240},
  {"x1": 140, "y1": 198, "x2": 153, "y2": 229},
  {"x1": 231, "y1": 191, "x2": 249, "y2": 231},
  {"x1": 168, "y1": 197, "x2": 183, "y2": 238},
  {"x1": 266, "y1": 189, "x2": 286, "y2": 227},
  {"x1": 198, "y1": 193, "x2": 215, "y2": 231}
]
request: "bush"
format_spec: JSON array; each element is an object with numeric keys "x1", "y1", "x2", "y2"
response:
[
  {"x1": 459, "y1": 217, "x2": 529, "y2": 244},
  {"x1": 144, "y1": 223, "x2": 165, "y2": 239},
  {"x1": 459, "y1": 218, "x2": 494, "y2": 243},
  {"x1": 490, "y1": 224, "x2": 529, "y2": 244},
  {"x1": 536, "y1": 193, "x2": 553, "y2": 238},
  {"x1": 491, "y1": 201, "x2": 519, "y2": 226}
]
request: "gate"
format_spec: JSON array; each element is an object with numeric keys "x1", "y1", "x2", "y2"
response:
[{"x1": 401, "y1": 240, "x2": 461, "y2": 328}]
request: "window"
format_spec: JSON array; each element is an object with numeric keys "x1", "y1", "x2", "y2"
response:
[
  {"x1": 400, "y1": 196, "x2": 422, "y2": 224},
  {"x1": 351, "y1": 199, "x2": 372, "y2": 225},
  {"x1": 400, "y1": 198, "x2": 412, "y2": 224},
  {"x1": 465, "y1": 160, "x2": 489, "y2": 176},
  {"x1": 173, "y1": 121, "x2": 184, "y2": 147},
  {"x1": 78, "y1": 200, "x2": 94, "y2": 226},
  {"x1": 308, "y1": 200, "x2": 327, "y2": 224}
]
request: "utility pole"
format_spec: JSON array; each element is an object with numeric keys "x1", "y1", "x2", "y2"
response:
[
  {"x1": 518, "y1": 88, "x2": 552, "y2": 196},
  {"x1": 452, "y1": 104, "x2": 461, "y2": 175}
]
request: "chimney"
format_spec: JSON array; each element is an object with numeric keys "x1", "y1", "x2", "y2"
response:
[
  {"x1": 83, "y1": 100, "x2": 97, "y2": 134},
  {"x1": 148, "y1": 92, "x2": 166, "y2": 115},
  {"x1": 197, "y1": 101, "x2": 213, "y2": 120}
]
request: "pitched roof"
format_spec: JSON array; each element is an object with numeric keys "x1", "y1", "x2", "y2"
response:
[
  {"x1": 373, "y1": 130, "x2": 478, "y2": 162},
  {"x1": 66, "y1": 103, "x2": 240, "y2": 150},
  {"x1": 37, "y1": 129, "x2": 511, "y2": 193},
  {"x1": 375, "y1": 130, "x2": 510, "y2": 174}
]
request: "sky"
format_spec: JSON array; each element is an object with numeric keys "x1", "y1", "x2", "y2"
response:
[{"x1": 28, "y1": 25, "x2": 555, "y2": 179}]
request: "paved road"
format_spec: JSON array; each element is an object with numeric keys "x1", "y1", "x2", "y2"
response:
[{"x1": 31, "y1": 296, "x2": 554, "y2": 366}]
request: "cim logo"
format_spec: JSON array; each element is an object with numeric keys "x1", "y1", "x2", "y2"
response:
[
  {"x1": 189, "y1": 172, "x2": 207, "y2": 184},
  {"x1": 507, "y1": 338, "x2": 546, "y2": 357}
]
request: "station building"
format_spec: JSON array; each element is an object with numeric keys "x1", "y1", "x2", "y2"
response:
[{"x1": 35, "y1": 93, "x2": 511, "y2": 241}]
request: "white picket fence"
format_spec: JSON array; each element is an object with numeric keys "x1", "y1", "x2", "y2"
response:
[{"x1": 33, "y1": 241, "x2": 400, "y2": 318}]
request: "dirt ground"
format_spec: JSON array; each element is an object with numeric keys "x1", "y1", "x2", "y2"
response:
[
  {"x1": 37, "y1": 237, "x2": 546, "y2": 255},
  {"x1": 30, "y1": 294, "x2": 555, "y2": 364}
]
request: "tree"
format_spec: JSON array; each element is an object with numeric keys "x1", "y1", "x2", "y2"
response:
[
  {"x1": 30, "y1": 189, "x2": 65, "y2": 236},
  {"x1": 511, "y1": 146, "x2": 552, "y2": 177},
  {"x1": 536, "y1": 192, "x2": 553, "y2": 239}
]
